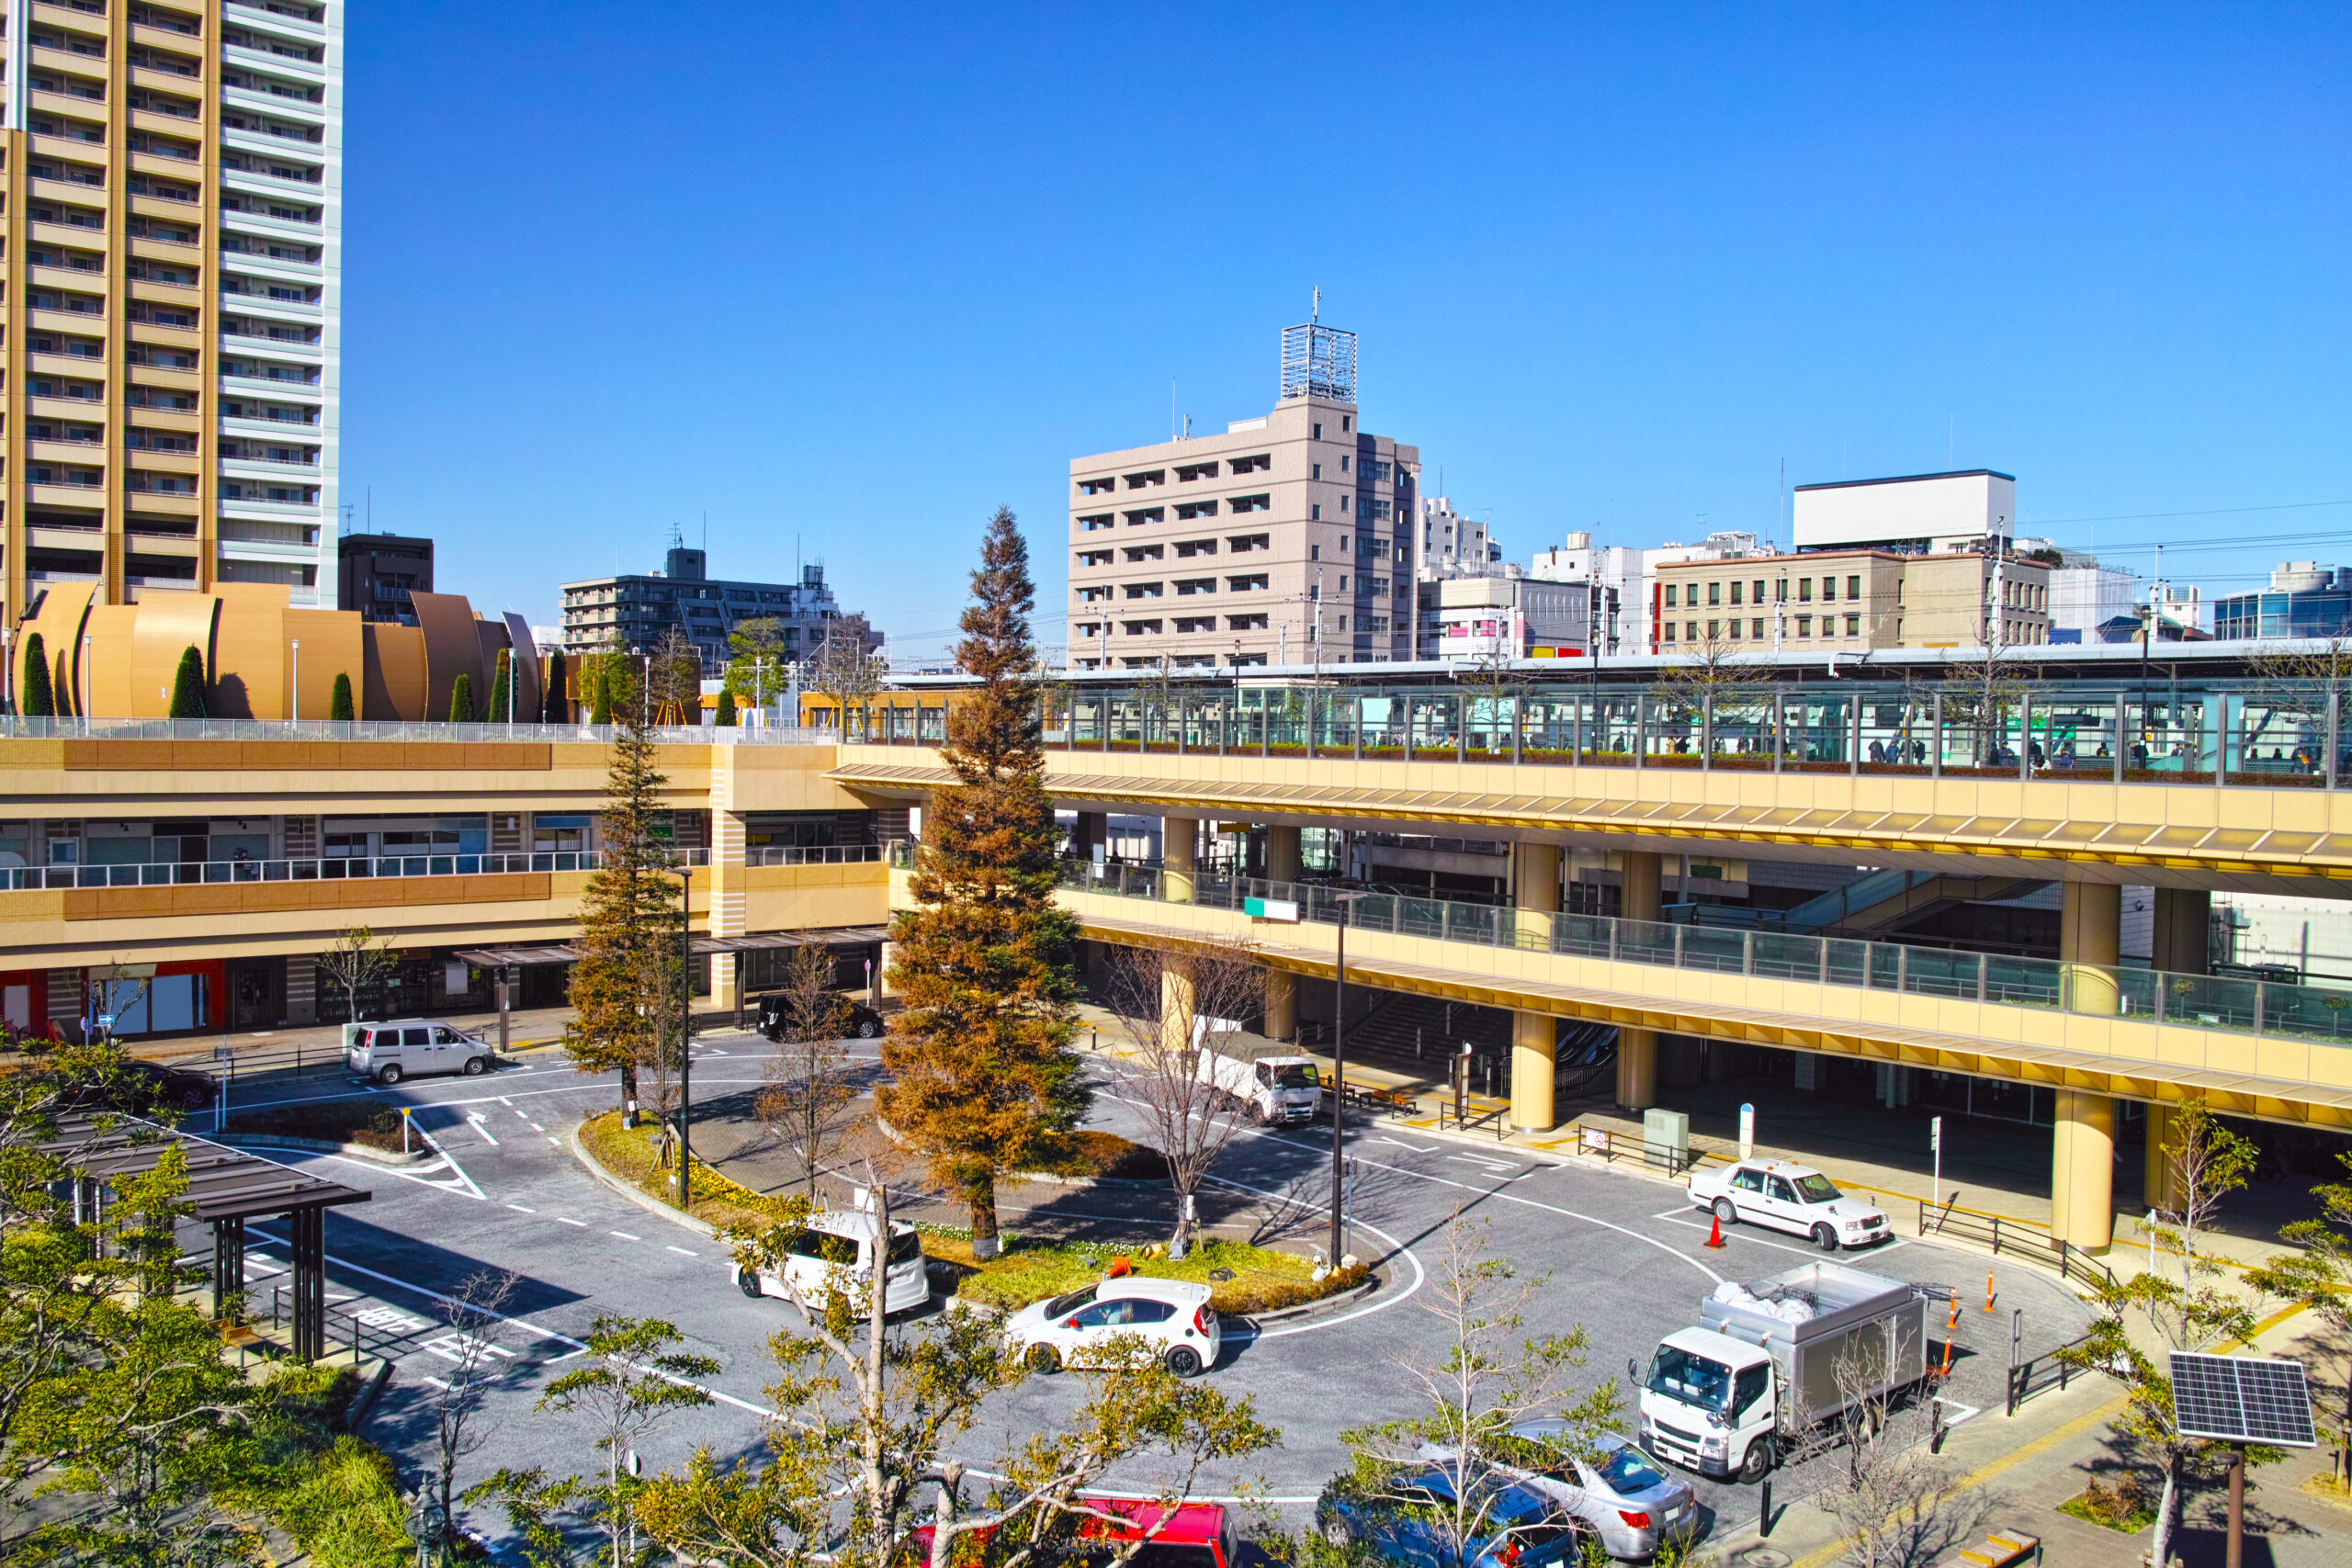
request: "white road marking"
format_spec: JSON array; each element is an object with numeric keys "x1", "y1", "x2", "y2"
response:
[
  {"x1": 409, "y1": 1126, "x2": 487, "y2": 1200},
  {"x1": 1654, "y1": 1213, "x2": 1915, "y2": 1262},
  {"x1": 507, "y1": 1203, "x2": 536, "y2": 1213},
  {"x1": 1937, "y1": 1398, "x2": 1982, "y2": 1427},
  {"x1": 548, "y1": 1136, "x2": 560, "y2": 1146},
  {"x1": 466, "y1": 1113, "x2": 502, "y2": 1146},
  {"x1": 1446, "y1": 1155, "x2": 1517, "y2": 1175},
  {"x1": 611, "y1": 1231, "x2": 640, "y2": 1242},
  {"x1": 529, "y1": 1122, "x2": 545, "y2": 1132},
  {"x1": 557, "y1": 1217, "x2": 587, "y2": 1227},
  {"x1": 667, "y1": 1246, "x2": 698, "y2": 1257},
  {"x1": 1373, "y1": 1135, "x2": 1441, "y2": 1154}
]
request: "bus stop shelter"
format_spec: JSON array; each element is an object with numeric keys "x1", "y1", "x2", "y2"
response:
[{"x1": 43, "y1": 1111, "x2": 372, "y2": 1362}]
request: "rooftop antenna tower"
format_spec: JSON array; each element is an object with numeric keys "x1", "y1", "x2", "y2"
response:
[{"x1": 1279, "y1": 289, "x2": 1357, "y2": 404}]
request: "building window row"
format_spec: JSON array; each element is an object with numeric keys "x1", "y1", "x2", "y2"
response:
[{"x1": 1077, "y1": 453, "x2": 1272, "y2": 495}]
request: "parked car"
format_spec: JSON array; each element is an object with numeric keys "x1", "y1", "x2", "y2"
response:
[
  {"x1": 732, "y1": 1209, "x2": 930, "y2": 1318},
  {"x1": 1685, "y1": 1157, "x2": 1891, "y2": 1251},
  {"x1": 754, "y1": 992, "x2": 884, "y2": 1042},
  {"x1": 62, "y1": 1055, "x2": 212, "y2": 1113},
  {"x1": 344, "y1": 1021, "x2": 492, "y2": 1085},
  {"x1": 1314, "y1": 1463, "x2": 1590, "y2": 1568},
  {"x1": 1491, "y1": 1424, "x2": 1697, "y2": 1561},
  {"x1": 911, "y1": 1497, "x2": 1240, "y2": 1568},
  {"x1": 1002, "y1": 1277, "x2": 1221, "y2": 1378}
]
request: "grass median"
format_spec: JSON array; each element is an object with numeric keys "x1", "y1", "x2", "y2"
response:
[
  {"x1": 922, "y1": 1230, "x2": 1369, "y2": 1316},
  {"x1": 578, "y1": 1110, "x2": 793, "y2": 1232}
]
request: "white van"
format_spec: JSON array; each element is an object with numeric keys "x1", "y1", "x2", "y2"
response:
[
  {"x1": 733, "y1": 1210, "x2": 930, "y2": 1318},
  {"x1": 345, "y1": 1021, "x2": 492, "y2": 1085}
]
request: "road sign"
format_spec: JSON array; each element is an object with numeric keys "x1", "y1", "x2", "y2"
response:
[
  {"x1": 1931, "y1": 1115, "x2": 1942, "y2": 1151},
  {"x1": 2169, "y1": 1353, "x2": 2317, "y2": 1447},
  {"x1": 1243, "y1": 896, "x2": 1299, "y2": 922}
]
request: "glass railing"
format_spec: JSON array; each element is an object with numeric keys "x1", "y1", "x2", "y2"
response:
[
  {"x1": 1051, "y1": 858, "x2": 2352, "y2": 1051},
  {"x1": 4, "y1": 847, "x2": 713, "y2": 890},
  {"x1": 743, "y1": 844, "x2": 883, "y2": 866},
  {"x1": 839, "y1": 676, "x2": 2352, "y2": 788},
  {"x1": 0, "y1": 717, "x2": 831, "y2": 745}
]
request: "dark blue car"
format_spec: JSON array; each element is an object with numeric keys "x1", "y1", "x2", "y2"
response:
[{"x1": 1315, "y1": 1464, "x2": 1590, "y2": 1568}]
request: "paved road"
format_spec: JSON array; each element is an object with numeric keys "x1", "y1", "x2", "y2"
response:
[{"x1": 192, "y1": 1031, "x2": 2097, "y2": 1551}]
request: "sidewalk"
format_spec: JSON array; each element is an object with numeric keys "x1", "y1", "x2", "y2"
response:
[{"x1": 1701, "y1": 1303, "x2": 2352, "y2": 1567}]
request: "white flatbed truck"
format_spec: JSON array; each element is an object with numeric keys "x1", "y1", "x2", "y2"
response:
[{"x1": 1634, "y1": 1261, "x2": 1928, "y2": 1483}]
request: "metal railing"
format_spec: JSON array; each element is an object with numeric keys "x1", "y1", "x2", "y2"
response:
[
  {"x1": 1052, "y1": 858, "x2": 2352, "y2": 1062},
  {"x1": 5, "y1": 847, "x2": 710, "y2": 890},
  {"x1": 0, "y1": 716, "x2": 831, "y2": 745},
  {"x1": 264, "y1": 1283, "x2": 399, "y2": 1365},
  {"x1": 2007, "y1": 1321, "x2": 2100, "y2": 1416}
]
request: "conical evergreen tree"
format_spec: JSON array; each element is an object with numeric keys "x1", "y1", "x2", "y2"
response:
[
  {"x1": 715, "y1": 690, "x2": 737, "y2": 727},
  {"x1": 20, "y1": 633, "x2": 51, "y2": 717},
  {"x1": 168, "y1": 646, "x2": 207, "y2": 718},
  {"x1": 488, "y1": 649, "x2": 512, "y2": 723},
  {"x1": 329, "y1": 671, "x2": 356, "y2": 721},
  {"x1": 543, "y1": 649, "x2": 570, "y2": 722},
  {"x1": 563, "y1": 658, "x2": 676, "y2": 1111},
  {"x1": 876, "y1": 507, "x2": 1085, "y2": 1254},
  {"x1": 449, "y1": 673, "x2": 476, "y2": 723}
]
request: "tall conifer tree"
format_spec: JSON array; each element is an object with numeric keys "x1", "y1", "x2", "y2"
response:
[
  {"x1": 563, "y1": 659, "x2": 681, "y2": 1110},
  {"x1": 20, "y1": 633, "x2": 51, "y2": 717},
  {"x1": 877, "y1": 507, "x2": 1084, "y2": 1254}
]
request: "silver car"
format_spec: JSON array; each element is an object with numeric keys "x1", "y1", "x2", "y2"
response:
[
  {"x1": 1501, "y1": 1424, "x2": 1698, "y2": 1561},
  {"x1": 345, "y1": 1020, "x2": 492, "y2": 1084}
]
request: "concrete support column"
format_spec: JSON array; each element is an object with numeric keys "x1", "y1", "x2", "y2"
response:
[
  {"x1": 2062, "y1": 880, "x2": 2122, "y2": 1014},
  {"x1": 1072, "y1": 811, "x2": 1109, "y2": 863},
  {"x1": 1511, "y1": 1010, "x2": 1556, "y2": 1132},
  {"x1": 1616, "y1": 1029, "x2": 1657, "y2": 1111},
  {"x1": 1614, "y1": 851, "x2": 1661, "y2": 1111},
  {"x1": 710, "y1": 952, "x2": 740, "y2": 1012},
  {"x1": 1266, "y1": 824, "x2": 1301, "y2": 886},
  {"x1": 1263, "y1": 970, "x2": 1296, "y2": 1042},
  {"x1": 1159, "y1": 955, "x2": 1195, "y2": 1055},
  {"x1": 2051, "y1": 1088, "x2": 2116, "y2": 1253},
  {"x1": 1621, "y1": 849, "x2": 1663, "y2": 923},
  {"x1": 1164, "y1": 815, "x2": 1197, "y2": 903},
  {"x1": 877, "y1": 940, "x2": 899, "y2": 1000},
  {"x1": 1512, "y1": 842, "x2": 1561, "y2": 949},
  {"x1": 2144, "y1": 1102, "x2": 2177, "y2": 1213},
  {"x1": 2152, "y1": 888, "x2": 2212, "y2": 976}
]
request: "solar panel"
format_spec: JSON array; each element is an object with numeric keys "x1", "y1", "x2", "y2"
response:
[{"x1": 2169, "y1": 1353, "x2": 2318, "y2": 1448}]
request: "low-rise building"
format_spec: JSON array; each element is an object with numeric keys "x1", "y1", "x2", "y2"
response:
[
  {"x1": 1421, "y1": 571, "x2": 1590, "y2": 661},
  {"x1": 337, "y1": 533, "x2": 434, "y2": 626},
  {"x1": 1652, "y1": 546, "x2": 2052, "y2": 652},
  {"x1": 2214, "y1": 562, "x2": 2352, "y2": 641}
]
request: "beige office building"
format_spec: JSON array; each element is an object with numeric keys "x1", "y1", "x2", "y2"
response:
[
  {"x1": 4, "y1": 1, "x2": 342, "y2": 630},
  {"x1": 1655, "y1": 547, "x2": 2050, "y2": 653},
  {"x1": 1067, "y1": 321, "x2": 1419, "y2": 669}
]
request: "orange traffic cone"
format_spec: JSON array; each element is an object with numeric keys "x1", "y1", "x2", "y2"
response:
[{"x1": 1704, "y1": 1212, "x2": 1726, "y2": 1248}]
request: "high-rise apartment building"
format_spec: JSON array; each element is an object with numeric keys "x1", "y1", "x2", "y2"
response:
[
  {"x1": 2, "y1": 1, "x2": 342, "y2": 626},
  {"x1": 1067, "y1": 321, "x2": 1419, "y2": 670}
]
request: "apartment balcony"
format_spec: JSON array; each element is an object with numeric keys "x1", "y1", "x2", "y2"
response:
[
  {"x1": 218, "y1": 518, "x2": 321, "y2": 550},
  {"x1": 128, "y1": 192, "x2": 201, "y2": 223},
  {"x1": 28, "y1": 131, "x2": 112, "y2": 169},
  {"x1": 226, "y1": 1, "x2": 328, "y2": 42},
  {"x1": 220, "y1": 413, "x2": 323, "y2": 440},
  {"x1": 128, "y1": 64, "x2": 203, "y2": 98},
  {"x1": 127, "y1": 148, "x2": 200, "y2": 181},
  {"x1": 28, "y1": 44, "x2": 113, "y2": 79},
  {"x1": 221, "y1": 85, "x2": 328, "y2": 127},
  {"x1": 221, "y1": 43, "x2": 327, "y2": 86},
  {"x1": 220, "y1": 327, "x2": 323, "y2": 358},
  {"x1": 220, "y1": 289, "x2": 323, "y2": 323},
  {"x1": 28, "y1": 525, "x2": 106, "y2": 552},
  {"x1": 221, "y1": 374, "x2": 325, "y2": 400},
  {"x1": 27, "y1": 353, "x2": 108, "y2": 382},
  {"x1": 218, "y1": 492, "x2": 323, "y2": 521},
  {"x1": 27, "y1": 438, "x2": 104, "y2": 464},
  {"x1": 28, "y1": 90, "x2": 112, "y2": 126},
  {"x1": 129, "y1": 232, "x2": 202, "y2": 261},
  {"x1": 220, "y1": 208, "x2": 324, "y2": 243},
  {"x1": 222, "y1": 166, "x2": 330, "y2": 204}
]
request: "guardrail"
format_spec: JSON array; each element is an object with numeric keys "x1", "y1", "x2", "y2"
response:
[
  {"x1": 2007, "y1": 1319, "x2": 2100, "y2": 1416},
  {"x1": 258, "y1": 1283, "x2": 401, "y2": 1366},
  {"x1": 3, "y1": 847, "x2": 710, "y2": 890},
  {"x1": 0, "y1": 716, "x2": 830, "y2": 745},
  {"x1": 743, "y1": 844, "x2": 882, "y2": 866},
  {"x1": 1052, "y1": 857, "x2": 2352, "y2": 1059}
]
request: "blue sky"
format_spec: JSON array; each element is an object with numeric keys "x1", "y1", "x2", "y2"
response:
[{"x1": 344, "y1": 3, "x2": 2350, "y2": 660}]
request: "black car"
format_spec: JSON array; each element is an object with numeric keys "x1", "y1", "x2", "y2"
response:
[
  {"x1": 755, "y1": 993, "x2": 885, "y2": 1042},
  {"x1": 62, "y1": 1056, "x2": 213, "y2": 1113}
]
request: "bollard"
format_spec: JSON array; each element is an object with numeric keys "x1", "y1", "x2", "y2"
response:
[
  {"x1": 1984, "y1": 1269, "x2": 1996, "y2": 1313},
  {"x1": 1758, "y1": 1478, "x2": 1773, "y2": 1536}
]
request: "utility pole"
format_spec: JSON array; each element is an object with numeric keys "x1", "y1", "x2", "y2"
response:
[
  {"x1": 676, "y1": 863, "x2": 694, "y2": 1208},
  {"x1": 1328, "y1": 890, "x2": 1368, "y2": 1264}
]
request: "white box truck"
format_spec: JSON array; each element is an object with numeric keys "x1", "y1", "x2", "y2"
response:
[
  {"x1": 1634, "y1": 1262, "x2": 1927, "y2": 1483},
  {"x1": 1197, "y1": 1044, "x2": 1326, "y2": 1126}
]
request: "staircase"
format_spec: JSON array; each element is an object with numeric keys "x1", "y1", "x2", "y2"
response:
[{"x1": 1750, "y1": 871, "x2": 2050, "y2": 936}]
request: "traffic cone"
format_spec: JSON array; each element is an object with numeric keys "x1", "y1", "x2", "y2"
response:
[{"x1": 1704, "y1": 1212, "x2": 1726, "y2": 1248}]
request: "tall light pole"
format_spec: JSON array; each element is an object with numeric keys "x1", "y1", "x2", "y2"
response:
[
  {"x1": 290, "y1": 638, "x2": 300, "y2": 722},
  {"x1": 675, "y1": 862, "x2": 695, "y2": 1207},
  {"x1": 1328, "y1": 888, "x2": 1369, "y2": 1265}
]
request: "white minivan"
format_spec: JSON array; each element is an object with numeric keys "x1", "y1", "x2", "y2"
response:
[
  {"x1": 345, "y1": 1021, "x2": 492, "y2": 1085},
  {"x1": 732, "y1": 1210, "x2": 930, "y2": 1318}
]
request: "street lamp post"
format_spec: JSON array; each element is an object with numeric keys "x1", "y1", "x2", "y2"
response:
[
  {"x1": 290, "y1": 638, "x2": 300, "y2": 722},
  {"x1": 676, "y1": 863, "x2": 694, "y2": 1207},
  {"x1": 1328, "y1": 889, "x2": 1370, "y2": 1265}
]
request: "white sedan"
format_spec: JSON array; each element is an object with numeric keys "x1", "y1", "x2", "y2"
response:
[
  {"x1": 1002, "y1": 1277, "x2": 1222, "y2": 1378},
  {"x1": 1687, "y1": 1158, "x2": 1892, "y2": 1251}
]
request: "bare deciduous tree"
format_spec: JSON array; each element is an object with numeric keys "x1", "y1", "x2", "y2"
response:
[
  {"x1": 806, "y1": 614, "x2": 885, "y2": 738},
  {"x1": 1324, "y1": 1215, "x2": 1622, "y2": 1567},
  {"x1": 1101, "y1": 938, "x2": 1267, "y2": 1253},
  {"x1": 427, "y1": 1267, "x2": 521, "y2": 1547},
  {"x1": 1784, "y1": 1338, "x2": 1977, "y2": 1568},
  {"x1": 318, "y1": 925, "x2": 396, "y2": 1028},
  {"x1": 756, "y1": 943, "x2": 861, "y2": 1194}
]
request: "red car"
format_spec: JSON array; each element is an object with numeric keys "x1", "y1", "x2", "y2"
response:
[{"x1": 909, "y1": 1497, "x2": 1238, "y2": 1568}]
